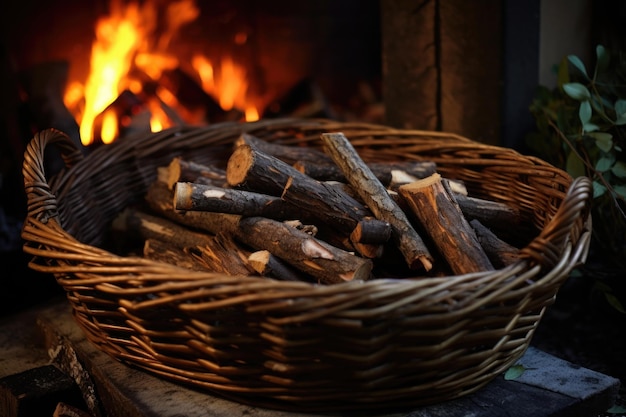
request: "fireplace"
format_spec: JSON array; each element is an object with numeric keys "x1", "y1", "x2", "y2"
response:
[
  {"x1": 1, "y1": 0, "x2": 383, "y2": 148},
  {"x1": 0, "y1": 0, "x2": 384, "y2": 313}
]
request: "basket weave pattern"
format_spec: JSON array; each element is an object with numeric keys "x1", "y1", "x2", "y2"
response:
[{"x1": 21, "y1": 118, "x2": 592, "y2": 411}]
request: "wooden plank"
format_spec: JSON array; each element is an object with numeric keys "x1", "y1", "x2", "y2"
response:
[
  {"x1": 439, "y1": 0, "x2": 503, "y2": 145},
  {"x1": 381, "y1": 0, "x2": 439, "y2": 130},
  {"x1": 0, "y1": 365, "x2": 86, "y2": 417}
]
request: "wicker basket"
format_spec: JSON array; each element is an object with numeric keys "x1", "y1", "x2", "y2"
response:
[{"x1": 21, "y1": 118, "x2": 592, "y2": 412}]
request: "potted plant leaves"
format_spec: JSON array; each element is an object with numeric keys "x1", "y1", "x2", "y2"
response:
[{"x1": 527, "y1": 44, "x2": 626, "y2": 313}]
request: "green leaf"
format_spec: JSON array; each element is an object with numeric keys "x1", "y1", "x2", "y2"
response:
[
  {"x1": 568, "y1": 54, "x2": 589, "y2": 79},
  {"x1": 615, "y1": 114, "x2": 626, "y2": 125},
  {"x1": 614, "y1": 184, "x2": 626, "y2": 200},
  {"x1": 563, "y1": 83, "x2": 591, "y2": 101},
  {"x1": 579, "y1": 101, "x2": 592, "y2": 124},
  {"x1": 611, "y1": 161, "x2": 626, "y2": 178},
  {"x1": 614, "y1": 99, "x2": 626, "y2": 115},
  {"x1": 504, "y1": 364, "x2": 526, "y2": 380},
  {"x1": 596, "y1": 156, "x2": 614, "y2": 172},
  {"x1": 566, "y1": 151, "x2": 586, "y2": 177},
  {"x1": 589, "y1": 132, "x2": 613, "y2": 152},
  {"x1": 607, "y1": 404, "x2": 626, "y2": 414},
  {"x1": 557, "y1": 56, "x2": 571, "y2": 86},
  {"x1": 604, "y1": 292, "x2": 626, "y2": 314},
  {"x1": 615, "y1": 99, "x2": 626, "y2": 125},
  {"x1": 593, "y1": 181, "x2": 607, "y2": 198},
  {"x1": 595, "y1": 45, "x2": 610, "y2": 74},
  {"x1": 582, "y1": 122, "x2": 599, "y2": 132}
]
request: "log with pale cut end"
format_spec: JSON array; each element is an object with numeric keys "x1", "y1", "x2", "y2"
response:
[
  {"x1": 165, "y1": 157, "x2": 227, "y2": 189},
  {"x1": 146, "y1": 180, "x2": 241, "y2": 235},
  {"x1": 226, "y1": 143, "x2": 291, "y2": 195},
  {"x1": 248, "y1": 250, "x2": 306, "y2": 281},
  {"x1": 173, "y1": 182, "x2": 301, "y2": 220},
  {"x1": 236, "y1": 132, "x2": 333, "y2": 166},
  {"x1": 147, "y1": 175, "x2": 372, "y2": 284},
  {"x1": 226, "y1": 143, "x2": 379, "y2": 240},
  {"x1": 238, "y1": 217, "x2": 373, "y2": 284},
  {"x1": 320, "y1": 132, "x2": 434, "y2": 271},
  {"x1": 398, "y1": 173, "x2": 494, "y2": 275}
]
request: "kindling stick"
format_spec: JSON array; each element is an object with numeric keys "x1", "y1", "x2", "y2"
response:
[{"x1": 320, "y1": 132, "x2": 434, "y2": 271}]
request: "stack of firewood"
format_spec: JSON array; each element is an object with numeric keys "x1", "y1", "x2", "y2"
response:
[{"x1": 112, "y1": 132, "x2": 525, "y2": 284}]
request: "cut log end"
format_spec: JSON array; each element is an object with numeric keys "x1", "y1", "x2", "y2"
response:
[
  {"x1": 173, "y1": 182, "x2": 192, "y2": 210},
  {"x1": 413, "y1": 256, "x2": 433, "y2": 272},
  {"x1": 226, "y1": 144, "x2": 254, "y2": 186},
  {"x1": 401, "y1": 172, "x2": 442, "y2": 190}
]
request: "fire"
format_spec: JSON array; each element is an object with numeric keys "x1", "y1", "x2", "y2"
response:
[
  {"x1": 192, "y1": 55, "x2": 259, "y2": 121},
  {"x1": 64, "y1": 0, "x2": 260, "y2": 146}
]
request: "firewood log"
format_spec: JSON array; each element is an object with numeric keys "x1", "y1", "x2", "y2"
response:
[
  {"x1": 398, "y1": 173, "x2": 494, "y2": 274},
  {"x1": 320, "y1": 132, "x2": 434, "y2": 271}
]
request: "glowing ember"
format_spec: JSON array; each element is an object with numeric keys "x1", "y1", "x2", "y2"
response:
[{"x1": 64, "y1": 0, "x2": 260, "y2": 146}]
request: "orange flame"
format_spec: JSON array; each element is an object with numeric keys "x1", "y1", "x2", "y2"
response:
[{"x1": 64, "y1": 0, "x2": 260, "y2": 146}]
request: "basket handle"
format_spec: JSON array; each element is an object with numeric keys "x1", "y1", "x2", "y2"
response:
[
  {"x1": 520, "y1": 175, "x2": 593, "y2": 269},
  {"x1": 22, "y1": 128, "x2": 85, "y2": 223}
]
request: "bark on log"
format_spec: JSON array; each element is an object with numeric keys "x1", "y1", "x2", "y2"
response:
[
  {"x1": 238, "y1": 216, "x2": 373, "y2": 284},
  {"x1": 454, "y1": 192, "x2": 524, "y2": 230},
  {"x1": 227, "y1": 143, "x2": 376, "y2": 236},
  {"x1": 398, "y1": 173, "x2": 494, "y2": 274},
  {"x1": 470, "y1": 219, "x2": 520, "y2": 268},
  {"x1": 143, "y1": 239, "x2": 209, "y2": 272},
  {"x1": 293, "y1": 160, "x2": 392, "y2": 185},
  {"x1": 294, "y1": 160, "x2": 437, "y2": 186},
  {"x1": 248, "y1": 250, "x2": 308, "y2": 282},
  {"x1": 198, "y1": 232, "x2": 256, "y2": 276},
  {"x1": 235, "y1": 132, "x2": 333, "y2": 166},
  {"x1": 174, "y1": 182, "x2": 302, "y2": 220},
  {"x1": 166, "y1": 157, "x2": 227, "y2": 189},
  {"x1": 350, "y1": 218, "x2": 392, "y2": 244},
  {"x1": 147, "y1": 178, "x2": 371, "y2": 284},
  {"x1": 174, "y1": 181, "x2": 387, "y2": 257},
  {"x1": 115, "y1": 208, "x2": 253, "y2": 275},
  {"x1": 320, "y1": 132, "x2": 434, "y2": 271},
  {"x1": 146, "y1": 180, "x2": 241, "y2": 235}
]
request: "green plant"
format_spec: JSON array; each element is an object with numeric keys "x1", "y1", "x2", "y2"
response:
[{"x1": 527, "y1": 44, "x2": 626, "y2": 313}]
